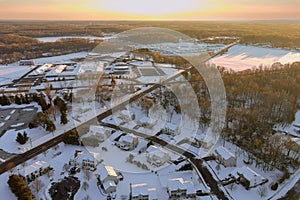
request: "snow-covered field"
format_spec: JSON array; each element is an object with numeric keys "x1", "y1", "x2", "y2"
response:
[
  {"x1": 35, "y1": 35, "x2": 115, "y2": 43},
  {"x1": 34, "y1": 52, "x2": 88, "y2": 65},
  {"x1": 210, "y1": 45, "x2": 300, "y2": 71},
  {"x1": 0, "y1": 64, "x2": 32, "y2": 85}
]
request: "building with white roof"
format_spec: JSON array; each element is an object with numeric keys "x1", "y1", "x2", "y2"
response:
[
  {"x1": 130, "y1": 183, "x2": 158, "y2": 200},
  {"x1": 69, "y1": 152, "x2": 98, "y2": 169},
  {"x1": 167, "y1": 178, "x2": 187, "y2": 198},
  {"x1": 119, "y1": 134, "x2": 139, "y2": 150},
  {"x1": 131, "y1": 183, "x2": 149, "y2": 200},
  {"x1": 138, "y1": 116, "x2": 156, "y2": 128},
  {"x1": 185, "y1": 181, "x2": 197, "y2": 198},
  {"x1": 19, "y1": 161, "x2": 50, "y2": 183},
  {"x1": 230, "y1": 166, "x2": 267, "y2": 189},
  {"x1": 97, "y1": 165, "x2": 119, "y2": 194},
  {"x1": 146, "y1": 145, "x2": 171, "y2": 167},
  {"x1": 213, "y1": 146, "x2": 236, "y2": 167},
  {"x1": 98, "y1": 165, "x2": 118, "y2": 184},
  {"x1": 163, "y1": 123, "x2": 179, "y2": 136},
  {"x1": 103, "y1": 180, "x2": 117, "y2": 193},
  {"x1": 89, "y1": 125, "x2": 111, "y2": 142}
]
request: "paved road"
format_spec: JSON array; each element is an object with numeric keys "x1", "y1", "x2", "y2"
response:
[
  {"x1": 99, "y1": 122, "x2": 229, "y2": 200},
  {"x1": 278, "y1": 180, "x2": 300, "y2": 200}
]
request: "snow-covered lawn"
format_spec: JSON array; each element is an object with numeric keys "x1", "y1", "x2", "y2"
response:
[{"x1": 204, "y1": 140, "x2": 298, "y2": 200}]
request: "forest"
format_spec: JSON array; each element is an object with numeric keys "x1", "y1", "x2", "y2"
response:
[
  {"x1": 1, "y1": 21, "x2": 300, "y2": 64},
  {"x1": 189, "y1": 61, "x2": 300, "y2": 172}
]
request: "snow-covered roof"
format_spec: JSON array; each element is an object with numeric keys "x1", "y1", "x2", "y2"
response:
[
  {"x1": 119, "y1": 134, "x2": 137, "y2": 144},
  {"x1": 90, "y1": 125, "x2": 105, "y2": 134},
  {"x1": 139, "y1": 116, "x2": 154, "y2": 124},
  {"x1": 231, "y1": 166, "x2": 264, "y2": 182},
  {"x1": 214, "y1": 146, "x2": 235, "y2": 160},
  {"x1": 131, "y1": 183, "x2": 148, "y2": 197},
  {"x1": 165, "y1": 123, "x2": 177, "y2": 131},
  {"x1": 291, "y1": 137, "x2": 300, "y2": 145},
  {"x1": 148, "y1": 187, "x2": 158, "y2": 199},
  {"x1": 167, "y1": 178, "x2": 187, "y2": 191},
  {"x1": 146, "y1": 145, "x2": 169, "y2": 159},
  {"x1": 184, "y1": 181, "x2": 196, "y2": 195},
  {"x1": 54, "y1": 65, "x2": 67, "y2": 74},
  {"x1": 103, "y1": 180, "x2": 116, "y2": 191},
  {"x1": 76, "y1": 152, "x2": 96, "y2": 162},
  {"x1": 21, "y1": 161, "x2": 48, "y2": 176},
  {"x1": 98, "y1": 165, "x2": 117, "y2": 181}
]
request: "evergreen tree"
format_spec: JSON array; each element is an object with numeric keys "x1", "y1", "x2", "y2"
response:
[
  {"x1": 15, "y1": 132, "x2": 29, "y2": 145},
  {"x1": 15, "y1": 95, "x2": 22, "y2": 105},
  {"x1": 45, "y1": 120, "x2": 56, "y2": 133},
  {"x1": 60, "y1": 111, "x2": 68, "y2": 124}
]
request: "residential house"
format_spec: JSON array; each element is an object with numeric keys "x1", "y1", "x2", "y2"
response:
[
  {"x1": 131, "y1": 183, "x2": 149, "y2": 200},
  {"x1": 98, "y1": 165, "x2": 118, "y2": 184},
  {"x1": 69, "y1": 151, "x2": 98, "y2": 169},
  {"x1": 146, "y1": 145, "x2": 171, "y2": 167},
  {"x1": 230, "y1": 166, "x2": 267, "y2": 189},
  {"x1": 19, "y1": 161, "x2": 50, "y2": 183},
  {"x1": 130, "y1": 183, "x2": 158, "y2": 200},
  {"x1": 163, "y1": 123, "x2": 179, "y2": 136},
  {"x1": 119, "y1": 134, "x2": 139, "y2": 150},
  {"x1": 213, "y1": 146, "x2": 236, "y2": 167},
  {"x1": 103, "y1": 180, "x2": 117, "y2": 193},
  {"x1": 167, "y1": 178, "x2": 187, "y2": 198},
  {"x1": 89, "y1": 125, "x2": 111, "y2": 142}
]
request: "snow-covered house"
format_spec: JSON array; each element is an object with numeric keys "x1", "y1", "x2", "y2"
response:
[
  {"x1": 89, "y1": 125, "x2": 111, "y2": 142},
  {"x1": 167, "y1": 178, "x2": 187, "y2": 198},
  {"x1": 185, "y1": 181, "x2": 197, "y2": 198},
  {"x1": 230, "y1": 166, "x2": 267, "y2": 189},
  {"x1": 69, "y1": 152, "x2": 98, "y2": 169},
  {"x1": 115, "y1": 110, "x2": 134, "y2": 124},
  {"x1": 146, "y1": 145, "x2": 171, "y2": 167},
  {"x1": 130, "y1": 183, "x2": 158, "y2": 200},
  {"x1": 131, "y1": 183, "x2": 149, "y2": 200},
  {"x1": 213, "y1": 146, "x2": 236, "y2": 167},
  {"x1": 103, "y1": 180, "x2": 117, "y2": 193},
  {"x1": 163, "y1": 123, "x2": 179, "y2": 136},
  {"x1": 19, "y1": 161, "x2": 50, "y2": 183},
  {"x1": 97, "y1": 165, "x2": 119, "y2": 193},
  {"x1": 119, "y1": 134, "x2": 139, "y2": 150},
  {"x1": 138, "y1": 116, "x2": 156, "y2": 128},
  {"x1": 98, "y1": 165, "x2": 118, "y2": 184}
]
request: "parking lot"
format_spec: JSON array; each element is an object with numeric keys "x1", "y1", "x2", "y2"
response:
[{"x1": 0, "y1": 106, "x2": 38, "y2": 137}]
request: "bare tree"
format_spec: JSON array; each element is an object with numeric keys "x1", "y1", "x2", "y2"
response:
[
  {"x1": 63, "y1": 163, "x2": 70, "y2": 172},
  {"x1": 82, "y1": 195, "x2": 91, "y2": 200},
  {"x1": 83, "y1": 169, "x2": 92, "y2": 181},
  {"x1": 82, "y1": 181, "x2": 89, "y2": 191},
  {"x1": 31, "y1": 178, "x2": 45, "y2": 193},
  {"x1": 257, "y1": 186, "x2": 267, "y2": 197}
]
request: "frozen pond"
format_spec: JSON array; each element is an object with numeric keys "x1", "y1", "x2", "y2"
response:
[{"x1": 210, "y1": 45, "x2": 300, "y2": 71}]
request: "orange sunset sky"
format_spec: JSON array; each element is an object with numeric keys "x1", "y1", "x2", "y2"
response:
[{"x1": 0, "y1": 0, "x2": 300, "y2": 20}]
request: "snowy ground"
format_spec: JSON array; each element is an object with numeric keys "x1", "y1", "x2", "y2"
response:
[
  {"x1": 274, "y1": 110, "x2": 300, "y2": 137},
  {"x1": 0, "y1": 141, "x2": 209, "y2": 200},
  {"x1": 0, "y1": 64, "x2": 33, "y2": 85},
  {"x1": 35, "y1": 35, "x2": 116, "y2": 43},
  {"x1": 204, "y1": 140, "x2": 300, "y2": 200},
  {"x1": 210, "y1": 45, "x2": 300, "y2": 71}
]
